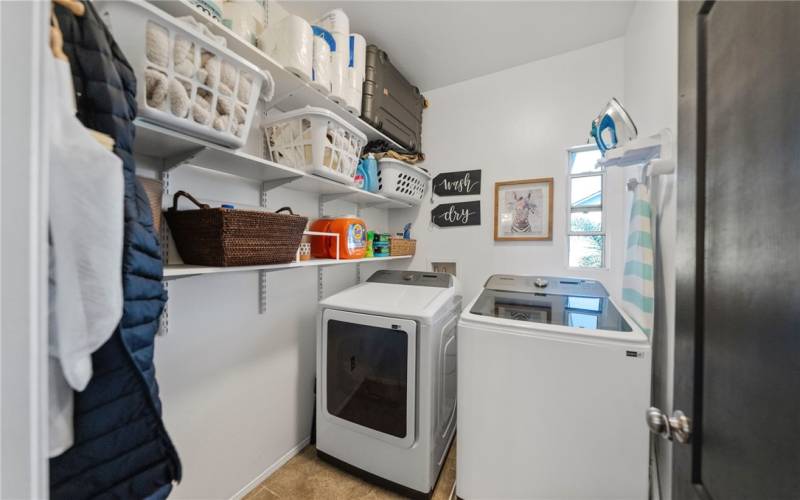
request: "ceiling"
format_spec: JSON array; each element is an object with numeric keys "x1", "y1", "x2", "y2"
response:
[{"x1": 281, "y1": 1, "x2": 636, "y2": 91}]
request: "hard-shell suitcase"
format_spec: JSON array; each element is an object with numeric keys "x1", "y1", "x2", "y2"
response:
[{"x1": 361, "y1": 44, "x2": 425, "y2": 153}]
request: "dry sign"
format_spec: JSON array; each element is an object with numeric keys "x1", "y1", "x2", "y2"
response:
[{"x1": 431, "y1": 201, "x2": 481, "y2": 228}]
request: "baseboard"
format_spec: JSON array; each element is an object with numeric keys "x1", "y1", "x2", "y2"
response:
[{"x1": 230, "y1": 436, "x2": 311, "y2": 500}]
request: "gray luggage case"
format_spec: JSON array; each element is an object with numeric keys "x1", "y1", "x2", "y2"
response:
[{"x1": 361, "y1": 44, "x2": 425, "y2": 153}]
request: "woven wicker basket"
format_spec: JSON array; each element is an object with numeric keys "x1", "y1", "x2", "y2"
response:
[
  {"x1": 389, "y1": 238, "x2": 416, "y2": 257},
  {"x1": 164, "y1": 191, "x2": 308, "y2": 266}
]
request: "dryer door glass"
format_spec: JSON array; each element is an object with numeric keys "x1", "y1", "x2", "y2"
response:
[{"x1": 326, "y1": 319, "x2": 411, "y2": 439}]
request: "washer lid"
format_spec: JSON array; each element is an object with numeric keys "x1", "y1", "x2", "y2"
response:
[
  {"x1": 320, "y1": 280, "x2": 454, "y2": 320},
  {"x1": 469, "y1": 288, "x2": 632, "y2": 333}
]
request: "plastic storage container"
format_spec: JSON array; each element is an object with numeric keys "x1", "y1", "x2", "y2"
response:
[
  {"x1": 97, "y1": 0, "x2": 266, "y2": 149},
  {"x1": 377, "y1": 158, "x2": 430, "y2": 205},
  {"x1": 263, "y1": 107, "x2": 367, "y2": 185}
]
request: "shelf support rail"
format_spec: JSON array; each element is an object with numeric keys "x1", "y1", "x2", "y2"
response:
[
  {"x1": 317, "y1": 195, "x2": 325, "y2": 301},
  {"x1": 259, "y1": 182, "x2": 269, "y2": 314},
  {"x1": 355, "y1": 206, "x2": 362, "y2": 283},
  {"x1": 158, "y1": 170, "x2": 171, "y2": 336}
]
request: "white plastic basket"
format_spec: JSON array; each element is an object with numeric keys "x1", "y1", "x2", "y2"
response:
[
  {"x1": 377, "y1": 159, "x2": 431, "y2": 205},
  {"x1": 97, "y1": 1, "x2": 265, "y2": 149},
  {"x1": 263, "y1": 107, "x2": 367, "y2": 185}
]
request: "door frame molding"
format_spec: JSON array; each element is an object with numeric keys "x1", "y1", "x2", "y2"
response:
[
  {"x1": 0, "y1": 1, "x2": 51, "y2": 497},
  {"x1": 674, "y1": 1, "x2": 714, "y2": 499}
]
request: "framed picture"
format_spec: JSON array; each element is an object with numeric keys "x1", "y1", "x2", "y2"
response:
[{"x1": 494, "y1": 178, "x2": 554, "y2": 241}]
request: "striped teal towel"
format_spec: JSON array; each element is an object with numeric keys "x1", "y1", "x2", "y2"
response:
[{"x1": 622, "y1": 183, "x2": 655, "y2": 336}]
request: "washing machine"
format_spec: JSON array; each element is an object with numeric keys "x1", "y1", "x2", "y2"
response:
[
  {"x1": 317, "y1": 270, "x2": 460, "y2": 498},
  {"x1": 457, "y1": 275, "x2": 651, "y2": 500}
]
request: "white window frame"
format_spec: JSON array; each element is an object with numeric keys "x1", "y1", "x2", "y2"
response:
[{"x1": 566, "y1": 144, "x2": 607, "y2": 269}]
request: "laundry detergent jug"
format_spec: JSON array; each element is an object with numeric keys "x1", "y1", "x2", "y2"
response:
[{"x1": 328, "y1": 216, "x2": 367, "y2": 259}]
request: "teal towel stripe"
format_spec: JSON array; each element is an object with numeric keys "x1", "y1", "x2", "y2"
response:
[
  {"x1": 624, "y1": 261, "x2": 654, "y2": 281},
  {"x1": 622, "y1": 287, "x2": 655, "y2": 313},
  {"x1": 631, "y1": 200, "x2": 653, "y2": 219},
  {"x1": 627, "y1": 230, "x2": 654, "y2": 249}
]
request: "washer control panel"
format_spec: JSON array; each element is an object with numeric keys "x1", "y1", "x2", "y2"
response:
[
  {"x1": 367, "y1": 270, "x2": 453, "y2": 288},
  {"x1": 484, "y1": 275, "x2": 609, "y2": 297}
]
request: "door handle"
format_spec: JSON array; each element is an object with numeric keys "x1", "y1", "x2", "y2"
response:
[{"x1": 646, "y1": 407, "x2": 692, "y2": 443}]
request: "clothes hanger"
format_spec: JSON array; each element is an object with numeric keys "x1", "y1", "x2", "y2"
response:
[
  {"x1": 53, "y1": 0, "x2": 85, "y2": 17},
  {"x1": 50, "y1": 11, "x2": 68, "y2": 61}
]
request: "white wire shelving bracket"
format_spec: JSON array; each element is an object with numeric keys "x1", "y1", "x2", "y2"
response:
[{"x1": 597, "y1": 128, "x2": 675, "y2": 190}]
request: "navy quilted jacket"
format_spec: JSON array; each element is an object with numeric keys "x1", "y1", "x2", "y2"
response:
[{"x1": 50, "y1": 3, "x2": 181, "y2": 498}]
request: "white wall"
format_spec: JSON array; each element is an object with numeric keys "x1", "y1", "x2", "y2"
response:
[
  {"x1": 623, "y1": 2, "x2": 678, "y2": 499},
  {"x1": 390, "y1": 38, "x2": 627, "y2": 303}
]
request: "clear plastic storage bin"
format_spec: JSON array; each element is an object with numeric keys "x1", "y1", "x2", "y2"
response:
[
  {"x1": 377, "y1": 158, "x2": 430, "y2": 205},
  {"x1": 97, "y1": 1, "x2": 266, "y2": 149},
  {"x1": 263, "y1": 107, "x2": 367, "y2": 185}
]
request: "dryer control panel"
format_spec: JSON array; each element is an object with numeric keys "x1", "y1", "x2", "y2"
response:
[{"x1": 367, "y1": 270, "x2": 453, "y2": 288}]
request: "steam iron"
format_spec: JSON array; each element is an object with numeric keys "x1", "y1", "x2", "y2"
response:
[{"x1": 590, "y1": 98, "x2": 638, "y2": 155}]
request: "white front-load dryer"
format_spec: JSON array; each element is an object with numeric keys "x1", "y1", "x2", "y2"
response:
[
  {"x1": 457, "y1": 275, "x2": 652, "y2": 500},
  {"x1": 317, "y1": 270, "x2": 460, "y2": 498}
]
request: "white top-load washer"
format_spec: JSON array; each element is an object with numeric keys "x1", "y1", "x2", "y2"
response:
[
  {"x1": 317, "y1": 270, "x2": 460, "y2": 497},
  {"x1": 457, "y1": 275, "x2": 651, "y2": 500}
]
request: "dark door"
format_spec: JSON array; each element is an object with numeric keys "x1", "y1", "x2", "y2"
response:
[{"x1": 673, "y1": 1, "x2": 800, "y2": 498}]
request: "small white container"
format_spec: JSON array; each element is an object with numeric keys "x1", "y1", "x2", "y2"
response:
[
  {"x1": 222, "y1": 0, "x2": 266, "y2": 46},
  {"x1": 263, "y1": 107, "x2": 368, "y2": 185},
  {"x1": 329, "y1": 31, "x2": 349, "y2": 104},
  {"x1": 377, "y1": 158, "x2": 431, "y2": 205},
  {"x1": 97, "y1": 0, "x2": 266, "y2": 149},
  {"x1": 310, "y1": 26, "x2": 334, "y2": 95},
  {"x1": 349, "y1": 33, "x2": 367, "y2": 79},
  {"x1": 344, "y1": 66, "x2": 362, "y2": 115},
  {"x1": 313, "y1": 8, "x2": 349, "y2": 35},
  {"x1": 258, "y1": 15, "x2": 313, "y2": 82}
]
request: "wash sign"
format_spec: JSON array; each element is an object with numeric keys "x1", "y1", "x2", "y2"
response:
[{"x1": 432, "y1": 170, "x2": 482, "y2": 197}]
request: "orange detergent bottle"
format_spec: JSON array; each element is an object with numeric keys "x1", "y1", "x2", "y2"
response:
[
  {"x1": 309, "y1": 217, "x2": 333, "y2": 258},
  {"x1": 327, "y1": 216, "x2": 367, "y2": 259}
]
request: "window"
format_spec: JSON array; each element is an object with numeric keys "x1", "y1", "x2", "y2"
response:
[{"x1": 567, "y1": 146, "x2": 605, "y2": 268}]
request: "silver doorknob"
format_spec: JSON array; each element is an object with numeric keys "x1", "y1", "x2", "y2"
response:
[{"x1": 646, "y1": 407, "x2": 692, "y2": 444}]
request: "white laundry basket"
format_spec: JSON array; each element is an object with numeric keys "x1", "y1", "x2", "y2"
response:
[
  {"x1": 377, "y1": 159, "x2": 430, "y2": 205},
  {"x1": 263, "y1": 107, "x2": 367, "y2": 185},
  {"x1": 97, "y1": 0, "x2": 266, "y2": 149}
]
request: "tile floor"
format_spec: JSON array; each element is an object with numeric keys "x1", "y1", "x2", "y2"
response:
[{"x1": 244, "y1": 442, "x2": 456, "y2": 500}]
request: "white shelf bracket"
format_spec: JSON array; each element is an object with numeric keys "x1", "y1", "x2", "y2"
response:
[
  {"x1": 261, "y1": 177, "x2": 299, "y2": 191},
  {"x1": 259, "y1": 182, "x2": 269, "y2": 314},
  {"x1": 162, "y1": 146, "x2": 205, "y2": 171},
  {"x1": 320, "y1": 192, "x2": 352, "y2": 204},
  {"x1": 355, "y1": 206, "x2": 362, "y2": 283}
]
